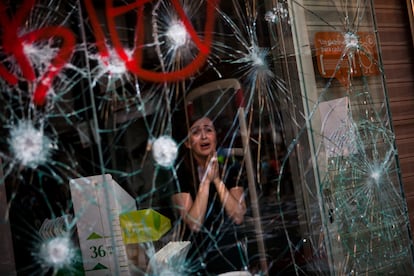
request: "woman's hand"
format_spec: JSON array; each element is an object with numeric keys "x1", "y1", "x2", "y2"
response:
[{"x1": 204, "y1": 152, "x2": 220, "y2": 183}]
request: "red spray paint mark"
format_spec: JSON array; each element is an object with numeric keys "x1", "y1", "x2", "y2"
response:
[
  {"x1": 0, "y1": 0, "x2": 75, "y2": 105},
  {"x1": 0, "y1": 0, "x2": 219, "y2": 104},
  {"x1": 0, "y1": 0, "x2": 36, "y2": 83},
  {"x1": 85, "y1": 0, "x2": 220, "y2": 82},
  {"x1": 24, "y1": 27, "x2": 76, "y2": 105}
]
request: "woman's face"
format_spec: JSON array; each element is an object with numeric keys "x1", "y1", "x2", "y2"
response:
[{"x1": 186, "y1": 117, "x2": 217, "y2": 160}]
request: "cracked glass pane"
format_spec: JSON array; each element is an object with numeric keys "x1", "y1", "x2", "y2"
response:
[{"x1": 0, "y1": 0, "x2": 413, "y2": 275}]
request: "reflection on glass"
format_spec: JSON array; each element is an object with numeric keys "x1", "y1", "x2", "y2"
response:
[{"x1": 0, "y1": 0, "x2": 412, "y2": 275}]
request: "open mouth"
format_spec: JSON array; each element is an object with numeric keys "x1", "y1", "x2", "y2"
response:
[{"x1": 200, "y1": 142, "x2": 210, "y2": 150}]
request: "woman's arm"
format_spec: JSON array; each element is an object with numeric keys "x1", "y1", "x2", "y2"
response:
[
  {"x1": 210, "y1": 155, "x2": 246, "y2": 224},
  {"x1": 171, "y1": 178, "x2": 210, "y2": 232},
  {"x1": 214, "y1": 178, "x2": 246, "y2": 225}
]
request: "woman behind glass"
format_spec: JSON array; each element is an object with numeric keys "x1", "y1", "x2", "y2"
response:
[{"x1": 172, "y1": 116, "x2": 247, "y2": 275}]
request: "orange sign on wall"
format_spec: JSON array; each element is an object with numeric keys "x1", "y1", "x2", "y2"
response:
[{"x1": 314, "y1": 32, "x2": 380, "y2": 87}]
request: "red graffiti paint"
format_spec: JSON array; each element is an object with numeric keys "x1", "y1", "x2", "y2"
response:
[
  {"x1": 0, "y1": 0, "x2": 75, "y2": 105},
  {"x1": 0, "y1": 0, "x2": 219, "y2": 105},
  {"x1": 24, "y1": 27, "x2": 76, "y2": 106},
  {"x1": 0, "y1": 0, "x2": 36, "y2": 84},
  {"x1": 85, "y1": 0, "x2": 220, "y2": 82}
]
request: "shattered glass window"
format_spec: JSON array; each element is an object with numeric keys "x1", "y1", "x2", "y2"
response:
[{"x1": 0, "y1": 0, "x2": 413, "y2": 275}]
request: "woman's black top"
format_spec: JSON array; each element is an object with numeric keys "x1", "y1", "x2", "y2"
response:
[{"x1": 172, "y1": 155, "x2": 247, "y2": 275}]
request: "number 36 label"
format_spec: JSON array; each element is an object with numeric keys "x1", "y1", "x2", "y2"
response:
[{"x1": 90, "y1": 245, "x2": 113, "y2": 258}]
